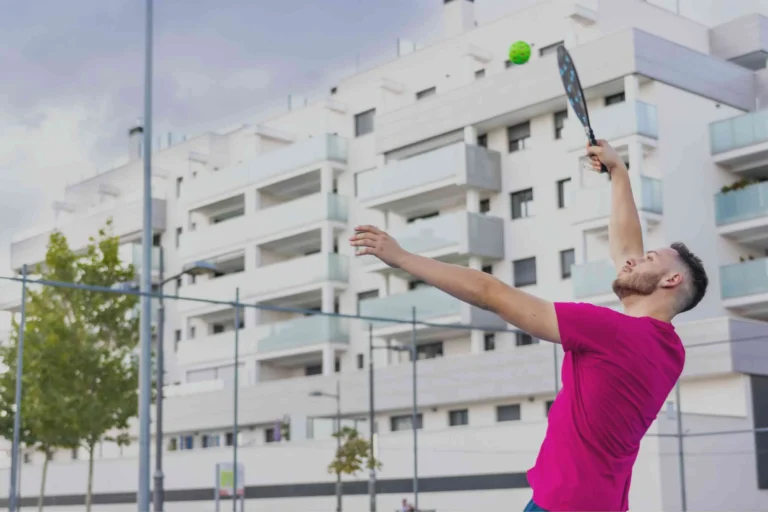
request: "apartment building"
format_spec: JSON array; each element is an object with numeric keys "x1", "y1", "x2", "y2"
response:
[{"x1": 2, "y1": 0, "x2": 768, "y2": 510}]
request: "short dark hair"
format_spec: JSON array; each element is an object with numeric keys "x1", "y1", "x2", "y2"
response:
[{"x1": 670, "y1": 242, "x2": 708, "y2": 313}]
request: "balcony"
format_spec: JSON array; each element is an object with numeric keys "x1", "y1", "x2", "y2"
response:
[
  {"x1": 564, "y1": 100, "x2": 658, "y2": 151},
  {"x1": 179, "y1": 193, "x2": 349, "y2": 261},
  {"x1": 358, "y1": 286, "x2": 506, "y2": 341},
  {"x1": 10, "y1": 194, "x2": 167, "y2": 272},
  {"x1": 572, "y1": 260, "x2": 618, "y2": 304},
  {"x1": 720, "y1": 258, "x2": 768, "y2": 315},
  {"x1": 361, "y1": 212, "x2": 504, "y2": 273},
  {"x1": 715, "y1": 181, "x2": 768, "y2": 245},
  {"x1": 177, "y1": 253, "x2": 349, "y2": 313},
  {"x1": 183, "y1": 135, "x2": 348, "y2": 207},
  {"x1": 710, "y1": 109, "x2": 768, "y2": 172},
  {"x1": 356, "y1": 143, "x2": 501, "y2": 215},
  {"x1": 571, "y1": 176, "x2": 663, "y2": 233},
  {"x1": 176, "y1": 316, "x2": 348, "y2": 370}
]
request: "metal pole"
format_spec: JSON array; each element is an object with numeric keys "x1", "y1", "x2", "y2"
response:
[
  {"x1": 9, "y1": 264, "x2": 28, "y2": 512},
  {"x1": 368, "y1": 324, "x2": 376, "y2": 512},
  {"x1": 410, "y1": 307, "x2": 419, "y2": 511},
  {"x1": 335, "y1": 379, "x2": 342, "y2": 512},
  {"x1": 233, "y1": 288, "x2": 241, "y2": 512},
  {"x1": 138, "y1": 0, "x2": 154, "y2": 509},
  {"x1": 153, "y1": 248, "x2": 165, "y2": 512},
  {"x1": 675, "y1": 382, "x2": 687, "y2": 512},
  {"x1": 553, "y1": 344, "x2": 560, "y2": 395}
]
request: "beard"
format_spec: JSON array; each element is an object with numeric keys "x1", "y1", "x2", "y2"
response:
[{"x1": 612, "y1": 270, "x2": 664, "y2": 300}]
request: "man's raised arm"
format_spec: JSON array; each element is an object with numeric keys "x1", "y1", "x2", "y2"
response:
[
  {"x1": 587, "y1": 141, "x2": 644, "y2": 268},
  {"x1": 350, "y1": 225, "x2": 562, "y2": 344}
]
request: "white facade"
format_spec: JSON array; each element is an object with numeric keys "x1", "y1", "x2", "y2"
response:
[{"x1": 3, "y1": 0, "x2": 768, "y2": 510}]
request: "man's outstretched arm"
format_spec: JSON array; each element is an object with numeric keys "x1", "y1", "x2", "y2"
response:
[
  {"x1": 350, "y1": 225, "x2": 562, "y2": 344},
  {"x1": 587, "y1": 141, "x2": 644, "y2": 268}
]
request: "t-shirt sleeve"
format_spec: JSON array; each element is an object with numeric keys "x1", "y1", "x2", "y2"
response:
[{"x1": 555, "y1": 302, "x2": 620, "y2": 353}]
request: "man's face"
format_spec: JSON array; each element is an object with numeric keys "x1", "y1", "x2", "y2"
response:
[{"x1": 612, "y1": 247, "x2": 679, "y2": 300}]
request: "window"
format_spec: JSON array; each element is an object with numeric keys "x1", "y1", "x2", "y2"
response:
[
  {"x1": 357, "y1": 289, "x2": 379, "y2": 314},
  {"x1": 475, "y1": 69, "x2": 486, "y2": 79},
  {"x1": 174, "y1": 330, "x2": 182, "y2": 343},
  {"x1": 477, "y1": 133, "x2": 488, "y2": 148},
  {"x1": 357, "y1": 354, "x2": 364, "y2": 370},
  {"x1": 409, "y1": 280, "x2": 429, "y2": 290},
  {"x1": 175, "y1": 227, "x2": 182, "y2": 248},
  {"x1": 546, "y1": 400, "x2": 555, "y2": 416},
  {"x1": 225, "y1": 432, "x2": 234, "y2": 446},
  {"x1": 201, "y1": 435, "x2": 219, "y2": 448},
  {"x1": 46, "y1": 451, "x2": 54, "y2": 461},
  {"x1": 168, "y1": 438, "x2": 178, "y2": 451},
  {"x1": 189, "y1": 326, "x2": 196, "y2": 340},
  {"x1": 510, "y1": 188, "x2": 534, "y2": 219},
  {"x1": 335, "y1": 358, "x2": 341, "y2": 373},
  {"x1": 560, "y1": 249, "x2": 575, "y2": 279},
  {"x1": 416, "y1": 87, "x2": 436, "y2": 100},
  {"x1": 513, "y1": 257, "x2": 537, "y2": 287},
  {"x1": 507, "y1": 122, "x2": 531, "y2": 152},
  {"x1": 414, "y1": 341, "x2": 443, "y2": 360},
  {"x1": 212, "y1": 324, "x2": 225, "y2": 334},
  {"x1": 539, "y1": 41, "x2": 564, "y2": 57},
  {"x1": 497, "y1": 404, "x2": 521, "y2": 422},
  {"x1": 180, "y1": 436, "x2": 194, "y2": 450},
  {"x1": 355, "y1": 109, "x2": 376, "y2": 137},
  {"x1": 605, "y1": 92, "x2": 625, "y2": 106},
  {"x1": 176, "y1": 177, "x2": 183, "y2": 198},
  {"x1": 449, "y1": 409, "x2": 469, "y2": 427},
  {"x1": 554, "y1": 110, "x2": 568, "y2": 140},
  {"x1": 391, "y1": 414, "x2": 423, "y2": 431},
  {"x1": 515, "y1": 332, "x2": 538, "y2": 346},
  {"x1": 407, "y1": 211, "x2": 439, "y2": 223},
  {"x1": 482, "y1": 264, "x2": 493, "y2": 275},
  {"x1": 305, "y1": 364, "x2": 322, "y2": 376},
  {"x1": 175, "y1": 277, "x2": 182, "y2": 291},
  {"x1": 265, "y1": 428, "x2": 277, "y2": 443},
  {"x1": 505, "y1": 59, "x2": 515, "y2": 69},
  {"x1": 479, "y1": 198, "x2": 490, "y2": 213},
  {"x1": 484, "y1": 333, "x2": 496, "y2": 351},
  {"x1": 71, "y1": 448, "x2": 79, "y2": 460},
  {"x1": 557, "y1": 178, "x2": 571, "y2": 209},
  {"x1": 23, "y1": 453, "x2": 30, "y2": 464}
]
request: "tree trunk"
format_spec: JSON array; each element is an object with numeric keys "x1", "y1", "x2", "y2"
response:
[
  {"x1": 86, "y1": 442, "x2": 95, "y2": 512},
  {"x1": 38, "y1": 448, "x2": 50, "y2": 512}
]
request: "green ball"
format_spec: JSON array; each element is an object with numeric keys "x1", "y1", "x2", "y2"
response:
[{"x1": 509, "y1": 41, "x2": 531, "y2": 65}]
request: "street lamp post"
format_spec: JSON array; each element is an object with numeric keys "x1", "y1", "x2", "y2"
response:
[
  {"x1": 150, "y1": 255, "x2": 218, "y2": 512},
  {"x1": 309, "y1": 382, "x2": 342, "y2": 512},
  {"x1": 367, "y1": 323, "x2": 416, "y2": 512}
]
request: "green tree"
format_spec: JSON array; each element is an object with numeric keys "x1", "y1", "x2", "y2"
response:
[
  {"x1": 328, "y1": 426, "x2": 383, "y2": 505},
  {"x1": 0, "y1": 221, "x2": 140, "y2": 512}
]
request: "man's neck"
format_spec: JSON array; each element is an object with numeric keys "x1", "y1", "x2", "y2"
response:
[{"x1": 621, "y1": 295, "x2": 674, "y2": 323}]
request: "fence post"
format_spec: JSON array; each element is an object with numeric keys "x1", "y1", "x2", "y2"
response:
[
  {"x1": 233, "y1": 288, "x2": 241, "y2": 512},
  {"x1": 9, "y1": 264, "x2": 28, "y2": 512},
  {"x1": 410, "y1": 307, "x2": 418, "y2": 511},
  {"x1": 675, "y1": 381, "x2": 687, "y2": 512}
]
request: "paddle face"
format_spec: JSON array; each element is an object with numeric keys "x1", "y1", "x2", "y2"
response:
[{"x1": 557, "y1": 45, "x2": 609, "y2": 173}]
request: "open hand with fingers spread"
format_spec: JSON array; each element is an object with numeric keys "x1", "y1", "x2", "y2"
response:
[{"x1": 349, "y1": 225, "x2": 409, "y2": 268}]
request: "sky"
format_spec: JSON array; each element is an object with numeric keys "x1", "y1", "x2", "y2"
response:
[
  {"x1": 0, "y1": 0, "x2": 546, "y2": 275},
  {"x1": 0, "y1": 0, "x2": 752, "y2": 276}
]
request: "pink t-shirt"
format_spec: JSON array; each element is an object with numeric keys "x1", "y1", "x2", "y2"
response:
[{"x1": 527, "y1": 302, "x2": 685, "y2": 511}]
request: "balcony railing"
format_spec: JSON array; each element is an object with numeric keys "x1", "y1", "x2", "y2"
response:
[
  {"x1": 359, "y1": 286, "x2": 462, "y2": 327},
  {"x1": 258, "y1": 316, "x2": 349, "y2": 353},
  {"x1": 572, "y1": 260, "x2": 616, "y2": 299},
  {"x1": 710, "y1": 109, "x2": 768, "y2": 154},
  {"x1": 715, "y1": 181, "x2": 768, "y2": 226},
  {"x1": 720, "y1": 258, "x2": 768, "y2": 300}
]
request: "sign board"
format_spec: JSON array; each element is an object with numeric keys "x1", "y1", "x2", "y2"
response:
[
  {"x1": 215, "y1": 463, "x2": 245, "y2": 512},
  {"x1": 216, "y1": 462, "x2": 245, "y2": 496}
]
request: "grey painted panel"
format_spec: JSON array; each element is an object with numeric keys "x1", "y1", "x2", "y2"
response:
[
  {"x1": 709, "y1": 14, "x2": 768, "y2": 61},
  {"x1": 634, "y1": 29, "x2": 755, "y2": 112},
  {"x1": 729, "y1": 318, "x2": 768, "y2": 376},
  {"x1": 0, "y1": 471, "x2": 530, "y2": 507},
  {"x1": 466, "y1": 213, "x2": 505, "y2": 259},
  {"x1": 464, "y1": 145, "x2": 502, "y2": 191},
  {"x1": 463, "y1": 303, "x2": 507, "y2": 332},
  {"x1": 385, "y1": 129, "x2": 464, "y2": 162}
]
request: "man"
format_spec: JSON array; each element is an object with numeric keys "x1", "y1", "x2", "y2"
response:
[{"x1": 349, "y1": 140, "x2": 708, "y2": 512}]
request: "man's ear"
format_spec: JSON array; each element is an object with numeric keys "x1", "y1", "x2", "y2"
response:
[{"x1": 660, "y1": 272, "x2": 682, "y2": 289}]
